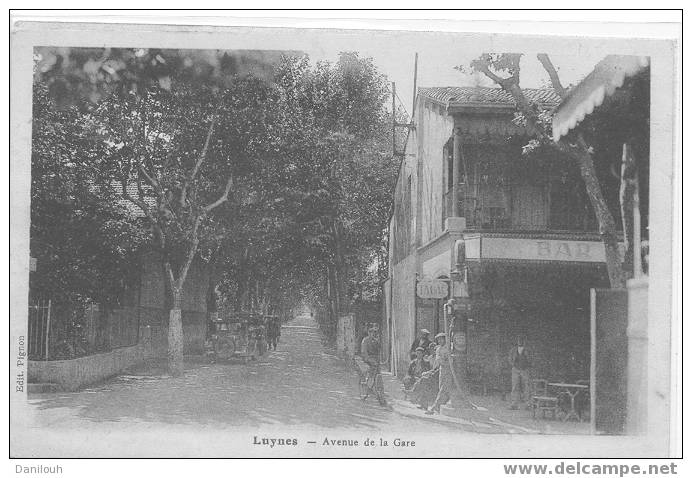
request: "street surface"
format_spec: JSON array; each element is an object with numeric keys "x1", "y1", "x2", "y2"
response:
[
  {"x1": 24, "y1": 314, "x2": 453, "y2": 432},
  {"x1": 16, "y1": 314, "x2": 650, "y2": 458}
]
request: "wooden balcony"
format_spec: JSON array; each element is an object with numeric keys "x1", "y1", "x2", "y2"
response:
[{"x1": 443, "y1": 183, "x2": 598, "y2": 234}]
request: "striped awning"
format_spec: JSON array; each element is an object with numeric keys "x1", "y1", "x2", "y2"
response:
[{"x1": 552, "y1": 55, "x2": 650, "y2": 142}]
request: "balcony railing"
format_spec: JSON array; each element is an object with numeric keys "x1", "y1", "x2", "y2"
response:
[{"x1": 443, "y1": 183, "x2": 597, "y2": 232}]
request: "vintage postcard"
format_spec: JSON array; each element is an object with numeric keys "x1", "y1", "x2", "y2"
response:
[{"x1": 9, "y1": 12, "x2": 681, "y2": 462}]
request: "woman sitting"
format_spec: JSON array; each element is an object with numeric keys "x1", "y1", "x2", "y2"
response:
[
  {"x1": 408, "y1": 343, "x2": 440, "y2": 411},
  {"x1": 403, "y1": 346, "x2": 431, "y2": 390}
]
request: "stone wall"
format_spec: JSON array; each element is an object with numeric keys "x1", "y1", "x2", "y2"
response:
[
  {"x1": 626, "y1": 277, "x2": 648, "y2": 435},
  {"x1": 28, "y1": 341, "x2": 152, "y2": 391},
  {"x1": 390, "y1": 255, "x2": 417, "y2": 377},
  {"x1": 139, "y1": 307, "x2": 207, "y2": 357},
  {"x1": 336, "y1": 314, "x2": 356, "y2": 359}
]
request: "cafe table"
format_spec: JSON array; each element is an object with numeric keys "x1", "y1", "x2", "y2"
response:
[{"x1": 548, "y1": 382, "x2": 589, "y2": 422}]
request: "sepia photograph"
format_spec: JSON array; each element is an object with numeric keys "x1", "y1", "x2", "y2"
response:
[{"x1": 9, "y1": 11, "x2": 681, "y2": 462}]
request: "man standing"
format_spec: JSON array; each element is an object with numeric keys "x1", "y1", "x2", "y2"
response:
[
  {"x1": 361, "y1": 325, "x2": 381, "y2": 376},
  {"x1": 266, "y1": 317, "x2": 281, "y2": 351},
  {"x1": 410, "y1": 329, "x2": 432, "y2": 356},
  {"x1": 509, "y1": 335, "x2": 532, "y2": 410},
  {"x1": 360, "y1": 325, "x2": 386, "y2": 406},
  {"x1": 426, "y1": 333, "x2": 453, "y2": 415}
]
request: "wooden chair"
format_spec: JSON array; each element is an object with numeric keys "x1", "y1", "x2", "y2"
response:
[
  {"x1": 575, "y1": 379, "x2": 591, "y2": 420},
  {"x1": 531, "y1": 379, "x2": 559, "y2": 419}
]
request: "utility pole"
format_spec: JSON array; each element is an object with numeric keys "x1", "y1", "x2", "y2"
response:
[
  {"x1": 411, "y1": 52, "x2": 418, "y2": 119},
  {"x1": 392, "y1": 81, "x2": 397, "y2": 157},
  {"x1": 392, "y1": 54, "x2": 419, "y2": 158}
]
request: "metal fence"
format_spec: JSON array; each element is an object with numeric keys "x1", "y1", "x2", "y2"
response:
[
  {"x1": 28, "y1": 298, "x2": 52, "y2": 361},
  {"x1": 27, "y1": 299, "x2": 140, "y2": 361}
]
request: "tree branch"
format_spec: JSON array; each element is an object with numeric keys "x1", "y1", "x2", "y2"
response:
[
  {"x1": 537, "y1": 54, "x2": 567, "y2": 99},
  {"x1": 181, "y1": 119, "x2": 215, "y2": 208},
  {"x1": 138, "y1": 164, "x2": 162, "y2": 194},
  {"x1": 471, "y1": 56, "x2": 517, "y2": 90},
  {"x1": 474, "y1": 59, "x2": 549, "y2": 141},
  {"x1": 203, "y1": 176, "x2": 234, "y2": 213},
  {"x1": 119, "y1": 176, "x2": 157, "y2": 224},
  {"x1": 163, "y1": 261, "x2": 177, "y2": 289},
  {"x1": 177, "y1": 215, "x2": 202, "y2": 286}
]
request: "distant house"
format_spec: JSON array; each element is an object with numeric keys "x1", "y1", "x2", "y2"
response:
[
  {"x1": 111, "y1": 183, "x2": 212, "y2": 357},
  {"x1": 130, "y1": 250, "x2": 211, "y2": 356}
]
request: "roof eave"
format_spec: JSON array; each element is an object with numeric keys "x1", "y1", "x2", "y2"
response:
[{"x1": 447, "y1": 102, "x2": 558, "y2": 115}]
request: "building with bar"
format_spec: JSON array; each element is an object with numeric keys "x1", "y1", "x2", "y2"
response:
[{"x1": 384, "y1": 85, "x2": 621, "y2": 392}]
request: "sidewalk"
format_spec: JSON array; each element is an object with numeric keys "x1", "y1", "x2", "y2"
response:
[{"x1": 381, "y1": 372, "x2": 590, "y2": 435}]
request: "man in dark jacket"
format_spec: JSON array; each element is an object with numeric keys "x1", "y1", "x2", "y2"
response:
[
  {"x1": 361, "y1": 326, "x2": 380, "y2": 370},
  {"x1": 266, "y1": 317, "x2": 281, "y2": 351},
  {"x1": 509, "y1": 335, "x2": 532, "y2": 410}
]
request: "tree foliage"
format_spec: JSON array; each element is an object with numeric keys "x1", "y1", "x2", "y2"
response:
[
  {"x1": 30, "y1": 84, "x2": 147, "y2": 307},
  {"x1": 467, "y1": 53, "x2": 638, "y2": 287},
  {"x1": 31, "y1": 48, "x2": 399, "y2": 360}
]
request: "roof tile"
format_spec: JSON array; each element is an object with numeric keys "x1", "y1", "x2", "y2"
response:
[{"x1": 419, "y1": 86, "x2": 560, "y2": 108}]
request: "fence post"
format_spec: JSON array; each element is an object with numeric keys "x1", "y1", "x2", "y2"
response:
[{"x1": 45, "y1": 299, "x2": 52, "y2": 361}]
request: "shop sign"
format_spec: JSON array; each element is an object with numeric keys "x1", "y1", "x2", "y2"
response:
[
  {"x1": 480, "y1": 237, "x2": 619, "y2": 263},
  {"x1": 452, "y1": 280, "x2": 469, "y2": 298},
  {"x1": 453, "y1": 332, "x2": 466, "y2": 352},
  {"x1": 416, "y1": 279, "x2": 448, "y2": 299},
  {"x1": 453, "y1": 300, "x2": 472, "y2": 311}
]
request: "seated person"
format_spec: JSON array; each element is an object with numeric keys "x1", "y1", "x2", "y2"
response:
[
  {"x1": 424, "y1": 341, "x2": 437, "y2": 363},
  {"x1": 403, "y1": 346, "x2": 431, "y2": 390},
  {"x1": 409, "y1": 365, "x2": 439, "y2": 411},
  {"x1": 410, "y1": 329, "x2": 432, "y2": 356}
]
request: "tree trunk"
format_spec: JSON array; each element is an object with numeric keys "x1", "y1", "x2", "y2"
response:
[
  {"x1": 332, "y1": 221, "x2": 350, "y2": 315},
  {"x1": 573, "y1": 146, "x2": 626, "y2": 288},
  {"x1": 336, "y1": 261, "x2": 349, "y2": 314},
  {"x1": 619, "y1": 143, "x2": 638, "y2": 278},
  {"x1": 168, "y1": 286, "x2": 184, "y2": 376},
  {"x1": 326, "y1": 265, "x2": 338, "y2": 327}
]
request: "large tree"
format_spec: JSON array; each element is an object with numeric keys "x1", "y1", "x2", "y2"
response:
[
  {"x1": 84, "y1": 75, "x2": 278, "y2": 375},
  {"x1": 273, "y1": 53, "x2": 397, "y2": 328},
  {"x1": 468, "y1": 54, "x2": 629, "y2": 288}
]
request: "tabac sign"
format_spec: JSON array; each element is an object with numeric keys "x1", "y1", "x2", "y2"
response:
[{"x1": 416, "y1": 279, "x2": 449, "y2": 299}]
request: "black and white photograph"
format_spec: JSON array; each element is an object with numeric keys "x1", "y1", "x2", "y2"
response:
[{"x1": 9, "y1": 11, "x2": 681, "y2": 464}]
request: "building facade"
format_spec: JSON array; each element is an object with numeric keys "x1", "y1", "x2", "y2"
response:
[{"x1": 386, "y1": 86, "x2": 614, "y2": 390}]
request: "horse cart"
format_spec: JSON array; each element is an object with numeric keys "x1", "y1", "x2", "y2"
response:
[{"x1": 205, "y1": 312, "x2": 268, "y2": 364}]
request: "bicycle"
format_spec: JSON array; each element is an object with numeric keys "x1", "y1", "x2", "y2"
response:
[{"x1": 354, "y1": 358, "x2": 387, "y2": 406}]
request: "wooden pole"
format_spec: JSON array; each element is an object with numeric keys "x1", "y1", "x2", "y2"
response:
[
  {"x1": 452, "y1": 128, "x2": 462, "y2": 217},
  {"x1": 411, "y1": 53, "x2": 418, "y2": 120},
  {"x1": 631, "y1": 146, "x2": 643, "y2": 277},
  {"x1": 45, "y1": 299, "x2": 52, "y2": 360},
  {"x1": 392, "y1": 81, "x2": 397, "y2": 156}
]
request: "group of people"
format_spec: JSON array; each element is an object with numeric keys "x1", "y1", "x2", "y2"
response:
[
  {"x1": 403, "y1": 329, "x2": 455, "y2": 415},
  {"x1": 359, "y1": 324, "x2": 535, "y2": 414},
  {"x1": 403, "y1": 330, "x2": 533, "y2": 413},
  {"x1": 244, "y1": 316, "x2": 283, "y2": 357}
]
